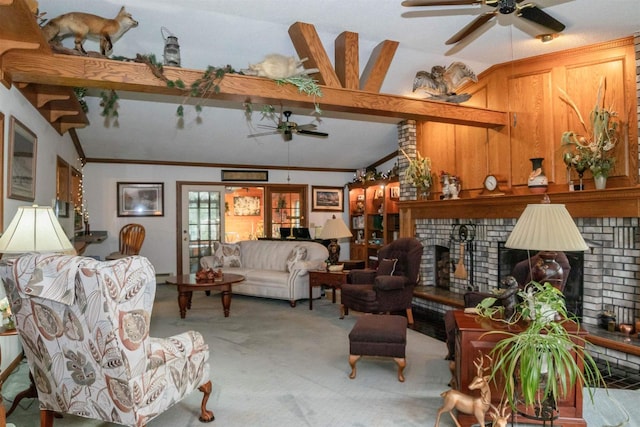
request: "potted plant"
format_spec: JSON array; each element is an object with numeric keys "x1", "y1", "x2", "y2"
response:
[
  {"x1": 400, "y1": 148, "x2": 433, "y2": 199},
  {"x1": 476, "y1": 281, "x2": 605, "y2": 415},
  {"x1": 560, "y1": 77, "x2": 620, "y2": 189}
]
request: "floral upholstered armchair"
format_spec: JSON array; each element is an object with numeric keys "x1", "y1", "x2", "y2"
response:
[{"x1": 0, "y1": 254, "x2": 213, "y2": 427}]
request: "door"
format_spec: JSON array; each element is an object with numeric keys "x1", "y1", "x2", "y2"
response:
[
  {"x1": 266, "y1": 186, "x2": 307, "y2": 238},
  {"x1": 180, "y1": 184, "x2": 225, "y2": 274}
]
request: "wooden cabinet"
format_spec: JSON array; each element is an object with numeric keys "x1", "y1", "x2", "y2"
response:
[
  {"x1": 453, "y1": 310, "x2": 586, "y2": 427},
  {"x1": 417, "y1": 37, "x2": 637, "y2": 196},
  {"x1": 348, "y1": 179, "x2": 400, "y2": 266}
]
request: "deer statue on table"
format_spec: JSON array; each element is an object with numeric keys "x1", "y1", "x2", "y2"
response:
[{"x1": 434, "y1": 354, "x2": 492, "y2": 427}]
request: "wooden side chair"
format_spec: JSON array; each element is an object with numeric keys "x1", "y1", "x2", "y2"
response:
[{"x1": 106, "y1": 223, "x2": 145, "y2": 260}]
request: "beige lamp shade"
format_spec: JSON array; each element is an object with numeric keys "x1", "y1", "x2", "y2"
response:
[
  {"x1": 0, "y1": 205, "x2": 74, "y2": 254},
  {"x1": 505, "y1": 203, "x2": 588, "y2": 251},
  {"x1": 319, "y1": 215, "x2": 352, "y2": 240}
]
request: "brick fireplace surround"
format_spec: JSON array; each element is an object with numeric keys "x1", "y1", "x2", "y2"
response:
[{"x1": 400, "y1": 33, "x2": 640, "y2": 374}]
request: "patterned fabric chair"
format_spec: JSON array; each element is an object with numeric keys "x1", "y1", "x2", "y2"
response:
[
  {"x1": 340, "y1": 237, "x2": 424, "y2": 325},
  {"x1": 0, "y1": 254, "x2": 213, "y2": 427}
]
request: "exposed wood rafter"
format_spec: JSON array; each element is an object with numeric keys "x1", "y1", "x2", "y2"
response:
[{"x1": 0, "y1": 2, "x2": 508, "y2": 163}]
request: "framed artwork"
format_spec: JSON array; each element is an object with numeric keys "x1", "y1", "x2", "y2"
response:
[
  {"x1": 233, "y1": 196, "x2": 261, "y2": 216},
  {"x1": 8, "y1": 116, "x2": 37, "y2": 201},
  {"x1": 117, "y1": 182, "x2": 164, "y2": 217},
  {"x1": 311, "y1": 186, "x2": 344, "y2": 212},
  {"x1": 390, "y1": 186, "x2": 400, "y2": 199},
  {"x1": 222, "y1": 170, "x2": 269, "y2": 182}
]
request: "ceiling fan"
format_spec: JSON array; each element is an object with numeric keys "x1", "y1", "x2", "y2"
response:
[
  {"x1": 401, "y1": 0, "x2": 566, "y2": 45},
  {"x1": 248, "y1": 110, "x2": 329, "y2": 141}
]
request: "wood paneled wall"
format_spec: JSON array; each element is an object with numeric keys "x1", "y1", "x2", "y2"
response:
[{"x1": 417, "y1": 37, "x2": 637, "y2": 196}]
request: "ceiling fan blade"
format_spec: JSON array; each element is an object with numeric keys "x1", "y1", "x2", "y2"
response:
[
  {"x1": 297, "y1": 129, "x2": 329, "y2": 137},
  {"x1": 247, "y1": 131, "x2": 278, "y2": 138},
  {"x1": 445, "y1": 10, "x2": 496, "y2": 45},
  {"x1": 401, "y1": 0, "x2": 482, "y2": 6},
  {"x1": 518, "y1": 4, "x2": 565, "y2": 32},
  {"x1": 296, "y1": 123, "x2": 318, "y2": 131}
]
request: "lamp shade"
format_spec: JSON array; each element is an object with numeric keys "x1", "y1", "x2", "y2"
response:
[
  {"x1": 319, "y1": 215, "x2": 352, "y2": 240},
  {"x1": 505, "y1": 203, "x2": 588, "y2": 251},
  {"x1": 0, "y1": 205, "x2": 74, "y2": 254}
]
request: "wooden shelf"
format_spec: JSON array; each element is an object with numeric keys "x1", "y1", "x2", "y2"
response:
[{"x1": 399, "y1": 186, "x2": 640, "y2": 220}]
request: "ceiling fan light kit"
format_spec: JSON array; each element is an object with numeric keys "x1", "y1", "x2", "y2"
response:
[
  {"x1": 537, "y1": 33, "x2": 558, "y2": 43},
  {"x1": 402, "y1": 0, "x2": 566, "y2": 45}
]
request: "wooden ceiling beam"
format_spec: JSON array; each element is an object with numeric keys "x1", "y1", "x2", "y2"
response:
[
  {"x1": 2, "y1": 51, "x2": 508, "y2": 128},
  {"x1": 360, "y1": 40, "x2": 399, "y2": 93},
  {"x1": 0, "y1": 0, "x2": 48, "y2": 57},
  {"x1": 288, "y1": 22, "x2": 342, "y2": 88},
  {"x1": 335, "y1": 31, "x2": 359, "y2": 90}
]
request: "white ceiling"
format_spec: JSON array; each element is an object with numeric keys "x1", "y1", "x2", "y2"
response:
[{"x1": 35, "y1": 0, "x2": 640, "y2": 171}]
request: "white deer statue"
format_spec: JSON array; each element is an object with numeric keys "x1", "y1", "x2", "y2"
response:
[{"x1": 434, "y1": 354, "x2": 493, "y2": 427}]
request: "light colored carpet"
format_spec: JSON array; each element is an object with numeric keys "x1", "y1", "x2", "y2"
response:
[{"x1": 2, "y1": 285, "x2": 637, "y2": 426}]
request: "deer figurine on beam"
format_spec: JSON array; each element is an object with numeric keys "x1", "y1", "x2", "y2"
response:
[{"x1": 434, "y1": 353, "x2": 492, "y2": 427}]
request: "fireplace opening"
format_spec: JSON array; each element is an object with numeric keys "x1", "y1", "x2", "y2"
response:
[
  {"x1": 434, "y1": 245, "x2": 451, "y2": 290},
  {"x1": 498, "y1": 242, "x2": 584, "y2": 320}
]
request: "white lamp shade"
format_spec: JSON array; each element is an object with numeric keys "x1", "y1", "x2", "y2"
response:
[
  {"x1": 0, "y1": 205, "x2": 74, "y2": 254},
  {"x1": 319, "y1": 216, "x2": 352, "y2": 240},
  {"x1": 505, "y1": 203, "x2": 589, "y2": 251}
]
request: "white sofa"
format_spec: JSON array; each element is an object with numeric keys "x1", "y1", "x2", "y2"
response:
[{"x1": 200, "y1": 240, "x2": 329, "y2": 306}]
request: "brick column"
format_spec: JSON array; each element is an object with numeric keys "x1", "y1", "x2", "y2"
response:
[{"x1": 397, "y1": 120, "x2": 417, "y2": 201}]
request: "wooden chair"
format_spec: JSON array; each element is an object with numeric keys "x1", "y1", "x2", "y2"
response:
[{"x1": 106, "y1": 223, "x2": 145, "y2": 260}]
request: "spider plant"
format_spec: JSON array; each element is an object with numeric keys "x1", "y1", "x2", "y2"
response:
[{"x1": 480, "y1": 281, "x2": 605, "y2": 412}]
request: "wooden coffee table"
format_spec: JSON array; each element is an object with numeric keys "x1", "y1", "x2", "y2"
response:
[{"x1": 165, "y1": 273, "x2": 245, "y2": 319}]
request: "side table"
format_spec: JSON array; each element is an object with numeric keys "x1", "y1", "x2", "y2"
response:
[{"x1": 308, "y1": 270, "x2": 349, "y2": 310}]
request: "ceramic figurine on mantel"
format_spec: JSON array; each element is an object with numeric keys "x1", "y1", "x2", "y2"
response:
[
  {"x1": 527, "y1": 157, "x2": 548, "y2": 193},
  {"x1": 440, "y1": 172, "x2": 460, "y2": 200}
]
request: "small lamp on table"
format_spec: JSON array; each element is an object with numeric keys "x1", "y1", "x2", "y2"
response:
[{"x1": 319, "y1": 215, "x2": 352, "y2": 265}]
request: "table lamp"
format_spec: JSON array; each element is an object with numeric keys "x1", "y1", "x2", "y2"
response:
[
  {"x1": 319, "y1": 215, "x2": 352, "y2": 265},
  {"x1": 505, "y1": 197, "x2": 588, "y2": 289},
  {"x1": 0, "y1": 205, "x2": 75, "y2": 255}
]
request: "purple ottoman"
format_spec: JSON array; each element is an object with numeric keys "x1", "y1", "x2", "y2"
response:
[{"x1": 348, "y1": 314, "x2": 407, "y2": 382}]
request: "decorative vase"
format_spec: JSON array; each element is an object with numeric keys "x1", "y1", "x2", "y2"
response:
[
  {"x1": 594, "y1": 175, "x2": 607, "y2": 190},
  {"x1": 416, "y1": 186, "x2": 430, "y2": 200},
  {"x1": 528, "y1": 157, "x2": 548, "y2": 194}
]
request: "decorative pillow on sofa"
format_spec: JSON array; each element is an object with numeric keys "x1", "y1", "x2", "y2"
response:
[
  {"x1": 221, "y1": 243, "x2": 242, "y2": 268},
  {"x1": 377, "y1": 258, "x2": 398, "y2": 276},
  {"x1": 211, "y1": 242, "x2": 242, "y2": 268},
  {"x1": 286, "y1": 246, "x2": 307, "y2": 272}
]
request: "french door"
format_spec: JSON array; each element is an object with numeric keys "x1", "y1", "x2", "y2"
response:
[{"x1": 179, "y1": 184, "x2": 225, "y2": 274}]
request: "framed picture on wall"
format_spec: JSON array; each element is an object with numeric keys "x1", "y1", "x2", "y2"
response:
[
  {"x1": 8, "y1": 116, "x2": 37, "y2": 201},
  {"x1": 117, "y1": 182, "x2": 164, "y2": 217},
  {"x1": 311, "y1": 186, "x2": 344, "y2": 212}
]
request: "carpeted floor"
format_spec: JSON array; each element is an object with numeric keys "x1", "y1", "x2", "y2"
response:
[{"x1": 2, "y1": 286, "x2": 638, "y2": 426}]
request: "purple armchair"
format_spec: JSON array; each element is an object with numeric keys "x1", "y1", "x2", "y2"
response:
[{"x1": 340, "y1": 238, "x2": 423, "y2": 324}]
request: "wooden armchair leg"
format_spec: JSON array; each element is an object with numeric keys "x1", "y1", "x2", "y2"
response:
[
  {"x1": 40, "y1": 409, "x2": 54, "y2": 427},
  {"x1": 340, "y1": 304, "x2": 348, "y2": 319},
  {"x1": 198, "y1": 380, "x2": 215, "y2": 423},
  {"x1": 406, "y1": 308, "x2": 414, "y2": 325}
]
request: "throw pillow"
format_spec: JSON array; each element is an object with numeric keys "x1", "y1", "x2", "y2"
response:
[
  {"x1": 377, "y1": 258, "x2": 398, "y2": 276},
  {"x1": 210, "y1": 242, "x2": 224, "y2": 268},
  {"x1": 286, "y1": 246, "x2": 307, "y2": 272},
  {"x1": 221, "y1": 243, "x2": 242, "y2": 268}
]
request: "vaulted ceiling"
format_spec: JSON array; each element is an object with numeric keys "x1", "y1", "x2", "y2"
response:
[{"x1": 4, "y1": 0, "x2": 640, "y2": 171}]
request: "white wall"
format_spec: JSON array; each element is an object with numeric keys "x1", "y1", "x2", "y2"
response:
[
  {"x1": 83, "y1": 163, "x2": 354, "y2": 274},
  {"x1": 0, "y1": 84, "x2": 80, "y2": 370}
]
